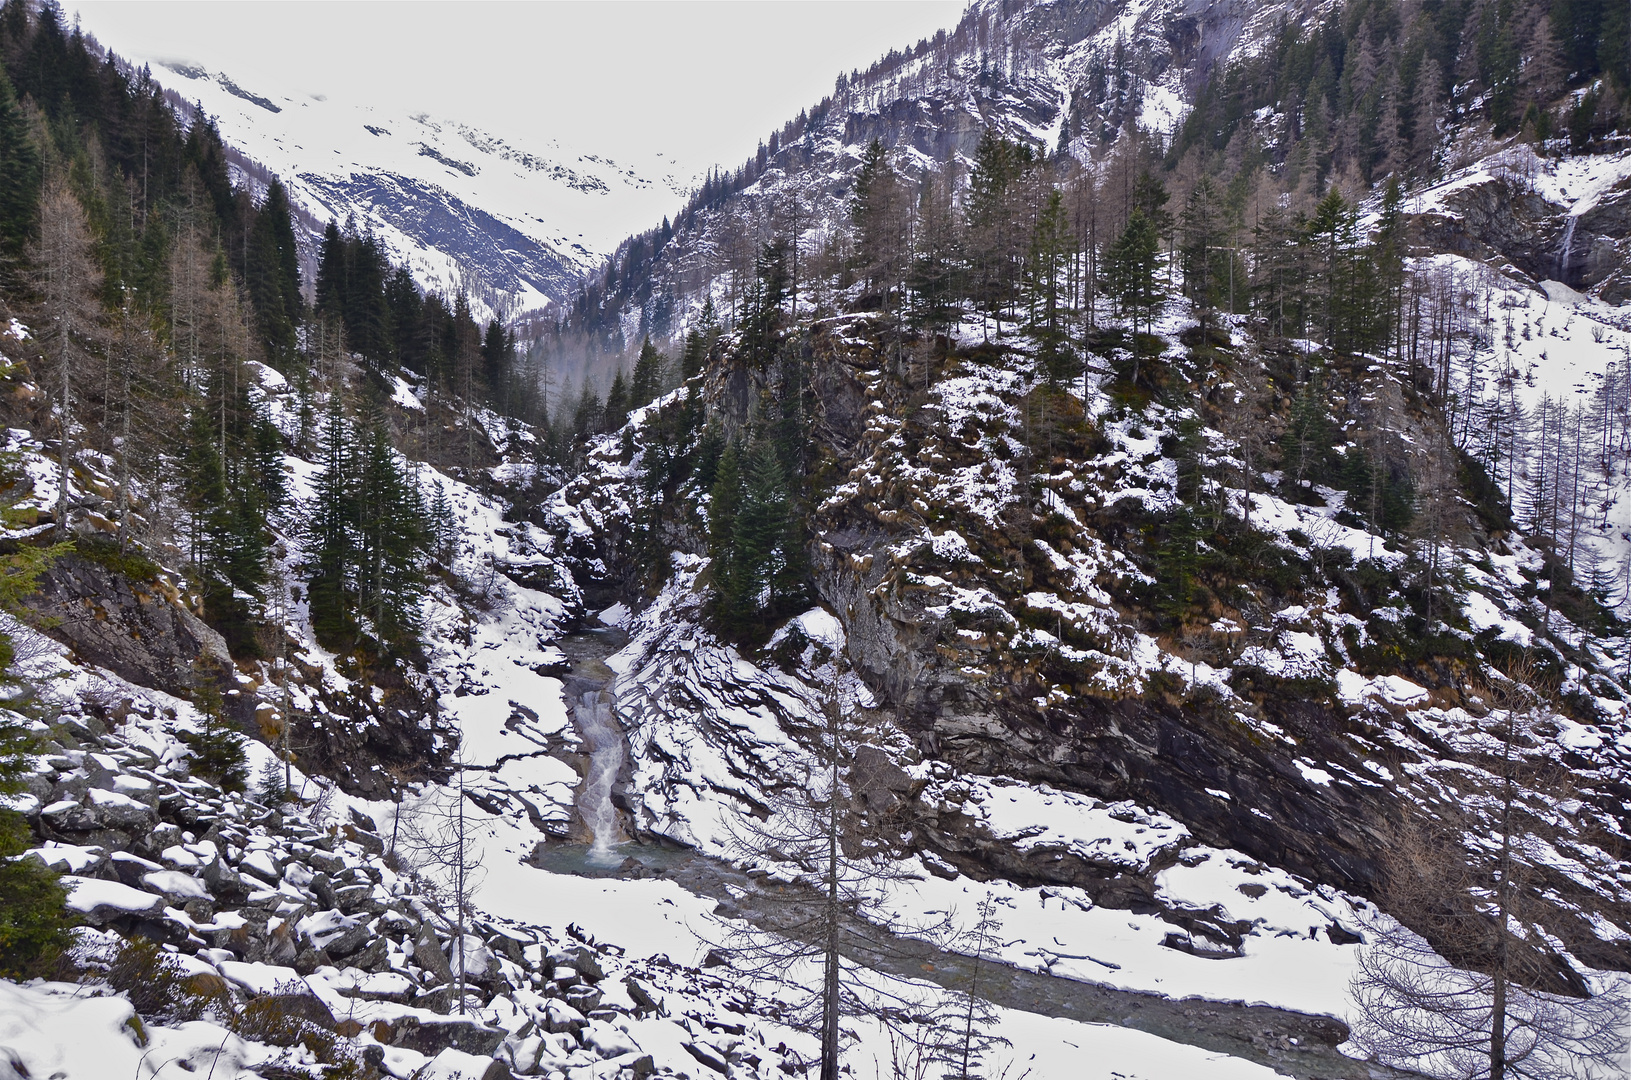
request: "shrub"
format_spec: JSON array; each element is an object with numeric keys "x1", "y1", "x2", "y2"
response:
[
  {"x1": 179, "y1": 678, "x2": 248, "y2": 792},
  {"x1": 0, "y1": 814, "x2": 74, "y2": 977},
  {"x1": 98, "y1": 937, "x2": 231, "y2": 1023}
]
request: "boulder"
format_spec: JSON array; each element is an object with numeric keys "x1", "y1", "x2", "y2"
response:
[
  {"x1": 390, "y1": 1015, "x2": 505, "y2": 1058},
  {"x1": 62, "y1": 876, "x2": 163, "y2": 926}
]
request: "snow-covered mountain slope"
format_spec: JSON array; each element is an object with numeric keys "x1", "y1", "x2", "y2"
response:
[
  {"x1": 578, "y1": 0, "x2": 1335, "y2": 343},
  {"x1": 78, "y1": 40, "x2": 693, "y2": 320},
  {"x1": 0, "y1": 342, "x2": 1391, "y2": 1080}
]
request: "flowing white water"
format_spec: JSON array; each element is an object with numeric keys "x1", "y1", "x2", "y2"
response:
[
  {"x1": 574, "y1": 687, "x2": 628, "y2": 861},
  {"x1": 1558, "y1": 215, "x2": 1579, "y2": 281}
]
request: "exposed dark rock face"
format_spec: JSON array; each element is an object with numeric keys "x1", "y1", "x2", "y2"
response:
[
  {"x1": 281, "y1": 656, "x2": 452, "y2": 799},
  {"x1": 561, "y1": 311, "x2": 1631, "y2": 981},
  {"x1": 25, "y1": 553, "x2": 229, "y2": 694},
  {"x1": 1413, "y1": 172, "x2": 1631, "y2": 302}
]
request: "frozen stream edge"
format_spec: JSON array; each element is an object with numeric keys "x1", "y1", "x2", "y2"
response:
[{"x1": 543, "y1": 626, "x2": 1412, "y2": 1079}]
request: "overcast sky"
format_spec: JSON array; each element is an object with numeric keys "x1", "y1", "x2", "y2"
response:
[{"x1": 71, "y1": 1, "x2": 969, "y2": 183}]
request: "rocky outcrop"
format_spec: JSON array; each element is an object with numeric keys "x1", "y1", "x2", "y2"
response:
[
  {"x1": 1413, "y1": 169, "x2": 1631, "y2": 302},
  {"x1": 25, "y1": 552, "x2": 228, "y2": 695}
]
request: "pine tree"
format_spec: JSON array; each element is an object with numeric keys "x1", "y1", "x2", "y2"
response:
[
  {"x1": 630, "y1": 337, "x2": 665, "y2": 409},
  {"x1": 0, "y1": 66, "x2": 40, "y2": 272},
  {"x1": 1103, "y1": 209, "x2": 1161, "y2": 378},
  {"x1": 1024, "y1": 188, "x2": 1074, "y2": 384}
]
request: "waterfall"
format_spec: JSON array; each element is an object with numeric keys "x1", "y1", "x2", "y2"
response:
[
  {"x1": 1558, "y1": 215, "x2": 1579, "y2": 283},
  {"x1": 575, "y1": 688, "x2": 628, "y2": 861}
]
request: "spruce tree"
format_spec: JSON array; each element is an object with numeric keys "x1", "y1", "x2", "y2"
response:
[
  {"x1": 354, "y1": 403, "x2": 429, "y2": 651},
  {"x1": 245, "y1": 179, "x2": 300, "y2": 367},
  {"x1": 708, "y1": 441, "x2": 745, "y2": 626},
  {"x1": 1024, "y1": 188, "x2": 1074, "y2": 384},
  {"x1": 0, "y1": 67, "x2": 39, "y2": 271},
  {"x1": 908, "y1": 169, "x2": 964, "y2": 336},
  {"x1": 630, "y1": 337, "x2": 665, "y2": 410},
  {"x1": 732, "y1": 441, "x2": 791, "y2": 625},
  {"x1": 1104, "y1": 209, "x2": 1161, "y2": 377},
  {"x1": 481, "y1": 319, "x2": 509, "y2": 400},
  {"x1": 604, "y1": 370, "x2": 629, "y2": 431},
  {"x1": 1179, "y1": 177, "x2": 1226, "y2": 323},
  {"x1": 967, "y1": 130, "x2": 1025, "y2": 332},
  {"x1": 305, "y1": 394, "x2": 356, "y2": 647},
  {"x1": 315, "y1": 221, "x2": 348, "y2": 323},
  {"x1": 851, "y1": 139, "x2": 908, "y2": 295}
]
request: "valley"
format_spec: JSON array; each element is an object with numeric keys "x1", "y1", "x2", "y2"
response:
[{"x1": 2, "y1": 0, "x2": 1631, "y2": 1078}]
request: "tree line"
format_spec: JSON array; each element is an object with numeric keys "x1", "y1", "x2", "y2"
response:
[{"x1": 0, "y1": 1, "x2": 436, "y2": 658}]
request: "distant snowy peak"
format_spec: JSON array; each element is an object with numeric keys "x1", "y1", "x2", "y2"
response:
[{"x1": 141, "y1": 58, "x2": 693, "y2": 320}]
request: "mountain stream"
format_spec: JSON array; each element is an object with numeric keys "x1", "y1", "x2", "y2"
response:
[{"x1": 542, "y1": 625, "x2": 1412, "y2": 1080}]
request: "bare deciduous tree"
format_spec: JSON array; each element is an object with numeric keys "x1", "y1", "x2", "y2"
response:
[
  {"x1": 29, "y1": 174, "x2": 102, "y2": 534},
  {"x1": 396, "y1": 762, "x2": 487, "y2": 1015},
  {"x1": 1352, "y1": 667, "x2": 1629, "y2": 1079},
  {"x1": 706, "y1": 680, "x2": 952, "y2": 1080}
]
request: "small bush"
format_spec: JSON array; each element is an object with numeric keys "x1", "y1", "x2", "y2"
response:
[
  {"x1": 0, "y1": 813, "x2": 74, "y2": 977},
  {"x1": 98, "y1": 937, "x2": 231, "y2": 1023},
  {"x1": 71, "y1": 534, "x2": 162, "y2": 583}
]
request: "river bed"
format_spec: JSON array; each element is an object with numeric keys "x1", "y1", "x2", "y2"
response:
[{"x1": 538, "y1": 622, "x2": 1408, "y2": 1079}]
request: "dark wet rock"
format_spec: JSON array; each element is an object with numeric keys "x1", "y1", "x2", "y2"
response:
[
  {"x1": 414, "y1": 926, "x2": 455, "y2": 985},
  {"x1": 389, "y1": 1015, "x2": 505, "y2": 1057},
  {"x1": 848, "y1": 744, "x2": 914, "y2": 815},
  {"x1": 24, "y1": 553, "x2": 228, "y2": 695}
]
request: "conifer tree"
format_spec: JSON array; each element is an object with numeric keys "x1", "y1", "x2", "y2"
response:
[
  {"x1": 604, "y1": 370, "x2": 629, "y2": 431},
  {"x1": 734, "y1": 440, "x2": 790, "y2": 613},
  {"x1": 680, "y1": 326, "x2": 708, "y2": 383},
  {"x1": 1024, "y1": 188, "x2": 1074, "y2": 383},
  {"x1": 0, "y1": 67, "x2": 39, "y2": 272},
  {"x1": 1304, "y1": 188, "x2": 1354, "y2": 351},
  {"x1": 353, "y1": 404, "x2": 429, "y2": 650},
  {"x1": 1179, "y1": 176, "x2": 1227, "y2": 325},
  {"x1": 0, "y1": 437, "x2": 72, "y2": 977},
  {"x1": 967, "y1": 130, "x2": 1027, "y2": 333},
  {"x1": 305, "y1": 393, "x2": 356, "y2": 647},
  {"x1": 850, "y1": 139, "x2": 909, "y2": 296},
  {"x1": 907, "y1": 168, "x2": 964, "y2": 336},
  {"x1": 315, "y1": 221, "x2": 348, "y2": 323},
  {"x1": 708, "y1": 441, "x2": 745, "y2": 624},
  {"x1": 630, "y1": 337, "x2": 665, "y2": 409},
  {"x1": 1104, "y1": 209, "x2": 1161, "y2": 377},
  {"x1": 245, "y1": 178, "x2": 300, "y2": 366}
]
